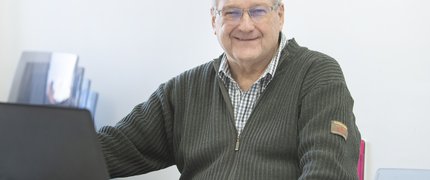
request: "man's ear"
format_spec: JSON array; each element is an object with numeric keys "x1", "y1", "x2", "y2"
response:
[
  {"x1": 277, "y1": 4, "x2": 285, "y2": 28},
  {"x1": 211, "y1": 8, "x2": 217, "y2": 35}
]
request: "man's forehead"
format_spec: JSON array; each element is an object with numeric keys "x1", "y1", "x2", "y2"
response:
[{"x1": 216, "y1": 0, "x2": 274, "y2": 8}]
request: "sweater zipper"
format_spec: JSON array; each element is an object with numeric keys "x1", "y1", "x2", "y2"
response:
[
  {"x1": 235, "y1": 135, "x2": 240, "y2": 151},
  {"x1": 227, "y1": 135, "x2": 241, "y2": 180}
]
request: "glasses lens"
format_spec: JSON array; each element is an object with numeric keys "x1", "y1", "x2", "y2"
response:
[
  {"x1": 249, "y1": 6, "x2": 270, "y2": 21},
  {"x1": 222, "y1": 8, "x2": 242, "y2": 21}
]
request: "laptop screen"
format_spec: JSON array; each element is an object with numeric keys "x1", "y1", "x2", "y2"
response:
[{"x1": 0, "y1": 102, "x2": 109, "y2": 180}]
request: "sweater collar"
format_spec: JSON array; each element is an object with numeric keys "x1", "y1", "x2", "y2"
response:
[
  {"x1": 213, "y1": 35, "x2": 302, "y2": 74},
  {"x1": 217, "y1": 33, "x2": 287, "y2": 83}
]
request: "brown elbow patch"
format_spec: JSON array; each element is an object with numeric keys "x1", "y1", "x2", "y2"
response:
[{"x1": 331, "y1": 120, "x2": 348, "y2": 141}]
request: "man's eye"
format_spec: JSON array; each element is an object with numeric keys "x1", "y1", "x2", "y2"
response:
[
  {"x1": 223, "y1": 10, "x2": 241, "y2": 16},
  {"x1": 250, "y1": 8, "x2": 268, "y2": 16}
]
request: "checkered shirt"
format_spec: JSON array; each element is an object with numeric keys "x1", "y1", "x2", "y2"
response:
[{"x1": 218, "y1": 34, "x2": 287, "y2": 135}]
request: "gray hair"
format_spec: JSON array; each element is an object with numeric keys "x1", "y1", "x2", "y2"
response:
[{"x1": 211, "y1": 0, "x2": 283, "y2": 8}]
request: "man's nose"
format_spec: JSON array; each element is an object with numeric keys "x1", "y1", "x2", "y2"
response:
[{"x1": 237, "y1": 11, "x2": 255, "y2": 32}]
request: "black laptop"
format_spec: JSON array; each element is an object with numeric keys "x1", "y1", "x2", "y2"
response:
[{"x1": 0, "y1": 102, "x2": 109, "y2": 180}]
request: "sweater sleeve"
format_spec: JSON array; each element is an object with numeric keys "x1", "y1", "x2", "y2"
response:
[
  {"x1": 297, "y1": 56, "x2": 361, "y2": 180},
  {"x1": 97, "y1": 83, "x2": 175, "y2": 178}
]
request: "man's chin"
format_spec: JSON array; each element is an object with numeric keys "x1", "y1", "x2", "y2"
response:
[{"x1": 230, "y1": 52, "x2": 262, "y2": 63}]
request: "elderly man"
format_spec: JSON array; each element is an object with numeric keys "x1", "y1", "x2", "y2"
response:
[{"x1": 98, "y1": 0, "x2": 361, "y2": 179}]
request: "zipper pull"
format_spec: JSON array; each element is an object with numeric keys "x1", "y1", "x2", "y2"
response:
[{"x1": 235, "y1": 136, "x2": 240, "y2": 151}]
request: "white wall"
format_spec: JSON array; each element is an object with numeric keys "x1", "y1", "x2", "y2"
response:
[
  {"x1": 1, "y1": 0, "x2": 429, "y2": 179},
  {"x1": 0, "y1": 0, "x2": 20, "y2": 102}
]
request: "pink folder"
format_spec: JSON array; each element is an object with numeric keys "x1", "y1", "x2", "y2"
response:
[{"x1": 357, "y1": 139, "x2": 365, "y2": 180}]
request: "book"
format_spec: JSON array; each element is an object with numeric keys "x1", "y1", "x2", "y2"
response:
[
  {"x1": 45, "y1": 53, "x2": 78, "y2": 106},
  {"x1": 9, "y1": 51, "x2": 99, "y2": 118},
  {"x1": 9, "y1": 51, "x2": 51, "y2": 104}
]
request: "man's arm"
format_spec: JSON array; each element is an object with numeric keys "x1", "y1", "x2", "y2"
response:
[
  {"x1": 298, "y1": 56, "x2": 361, "y2": 180},
  {"x1": 97, "y1": 84, "x2": 175, "y2": 178}
]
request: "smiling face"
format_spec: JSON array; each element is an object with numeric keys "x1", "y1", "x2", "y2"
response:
[{"x1": 212, "y1": 0, "x2": 284, "y2": 65}]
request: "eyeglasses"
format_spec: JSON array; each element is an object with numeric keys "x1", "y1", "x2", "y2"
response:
[{"x1": 213, "y1": 4, "x2": 279, "y2": 23}]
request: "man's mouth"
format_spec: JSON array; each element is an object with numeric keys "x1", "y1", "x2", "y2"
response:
[{"x1": 234, "y1": 37, "x2": 259, "y2": 41}]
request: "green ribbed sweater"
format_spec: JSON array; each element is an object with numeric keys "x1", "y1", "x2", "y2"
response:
[{"x1": 98, "y1": 39, "x2": 361, "y2": 180}]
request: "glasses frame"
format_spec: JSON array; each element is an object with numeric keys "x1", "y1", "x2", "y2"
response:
[{"x1": 213, "y1": 3, "x2": 280, "y2": 23}]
